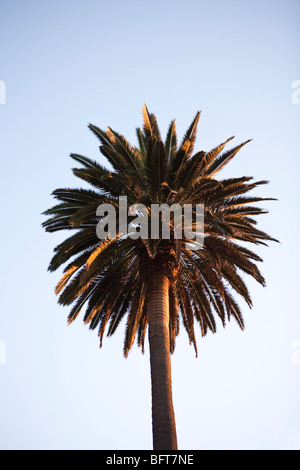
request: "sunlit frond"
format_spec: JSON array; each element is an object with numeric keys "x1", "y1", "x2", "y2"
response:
[{"x1": 43, "y1": 105, "x2": 277, "y2": 355}]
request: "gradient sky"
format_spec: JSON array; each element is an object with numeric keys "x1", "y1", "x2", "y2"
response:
[{"x1": 0, "y1": 0, "x2": 299, "y2": 450}]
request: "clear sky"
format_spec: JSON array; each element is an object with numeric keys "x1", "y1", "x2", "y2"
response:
[{"x1": 0, "y1": 0, "x2": 299, "y2": 450}]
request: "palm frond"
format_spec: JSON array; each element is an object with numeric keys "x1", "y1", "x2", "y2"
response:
[{"x1": 43, "y1": 106, "x2": 278, "y2": 357}]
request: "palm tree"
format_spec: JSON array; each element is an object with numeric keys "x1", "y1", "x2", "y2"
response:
[{"x1": 43, "y1": 105, "x2": 277, "y2": 450}]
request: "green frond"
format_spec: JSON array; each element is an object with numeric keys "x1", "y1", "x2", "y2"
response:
[
  {"x1": 202, "y1": 136, "x2": 235, "y2": 170},
  {"x1": 52, "y1": 187, "x2": 112, "y2": 205},
  {"x1": 99, "y1": 145, "x2": 127, "y2": 172},
  {"x1": 168, "y1": 139, "x2": 193, "y2": 186},
  {"x1": 55, "y1": 265, "x2": 79, "y2": 295},
  {"x1": 165, "y1": 120, "x2": 177, "y2": 162},
  {"x1": 204, "y1": 236, "x2": 266, "y2": 286},
  {"x1": 58, "y1": 267, "x2": 94, "y2": 306},
  {"x1": 149, "y1": 112, "x2": 162, "y2": 141},
  {"x1": 204, "y1": 140, "x2": 252, "y2": 177},
  {"x1": 69, "y1": 153, "x2": 104, "y2": 170},
  {"x1": 88, "y1": 123, "x2": 113, "y2": 147},
  {"x1": 48, "y1": 230, "x2": 98, "y2": 272},
  {"x1": 180, "y1": 111, "x2": 201, "y2": 152},
  {"x1": 106, "y1": 127, "x2": 146, "y2": 190},
  {"x1": 136, "y1": 127, "x2": 147, "y2": 158},
  {"x1": 67, "y1": 291, "x2": 90, "y2": 325},
  {"x1": 216, "y1": 196, "x2": 277, "y2": 208},
  {"x1": 142, "y1": 104, "x2": 153, "y2": 138},
  {"x1": 177, "y1": 279, "x2": 198, "y2": 355},
  {"x1": 177, "y1": 151, "x2": 206, "y2": 189},
  {"x1": 224, "y1": 291, "x2": 245, "y2": 330},
  {"x1": 221, "y1": 263, "x2": 252, "y2": 307},
  {"x1": 145, "y1": 138, "x2": 167, "y2": 201},
  {"x1": 123, "y1": 282, "x2": 145, "y2": 357}
]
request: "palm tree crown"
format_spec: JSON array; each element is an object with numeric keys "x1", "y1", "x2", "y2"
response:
[{"x1": 43, "y1": 105, "x2": 277, "y2": 358}]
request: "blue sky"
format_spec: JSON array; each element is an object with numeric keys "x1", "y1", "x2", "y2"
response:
[{"x1": 0, "y1": 0, "x2": 299, "y2": 450}]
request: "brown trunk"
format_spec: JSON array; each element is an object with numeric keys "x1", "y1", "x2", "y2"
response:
[{"x1": 148, "y1": 271, "x2": 178, "y2": 450}]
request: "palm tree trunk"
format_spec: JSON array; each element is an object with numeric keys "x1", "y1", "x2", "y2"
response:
[{"x1": 148, "y1": 271, "x2": 178, "y2": 450}]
